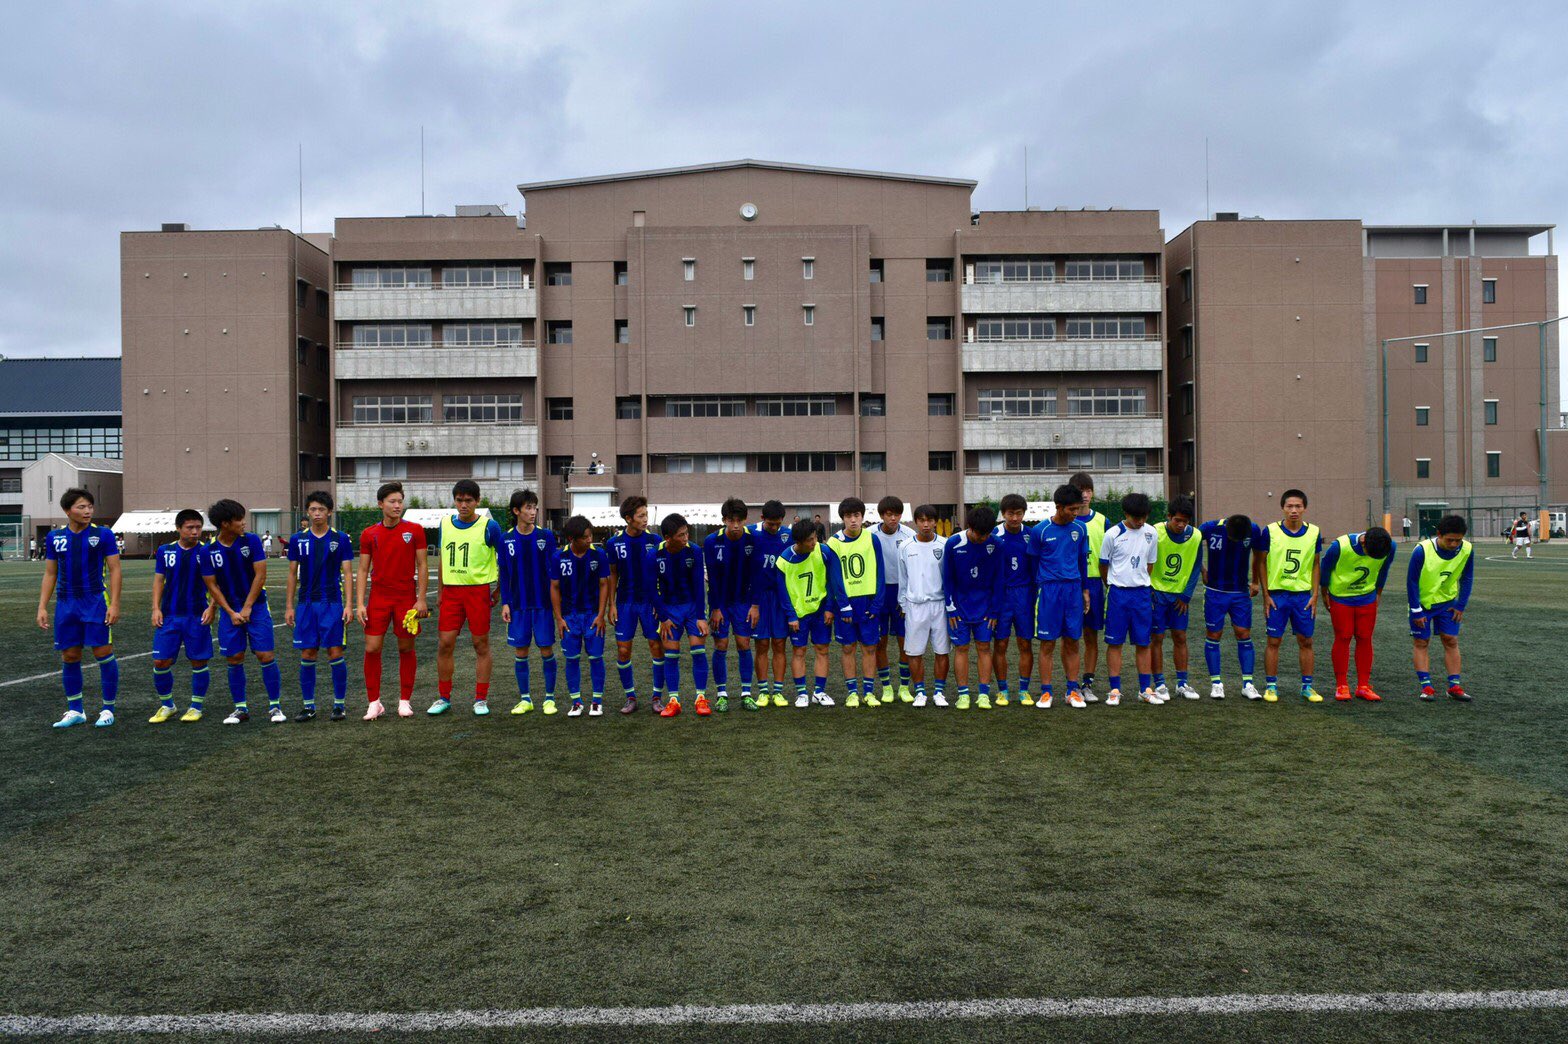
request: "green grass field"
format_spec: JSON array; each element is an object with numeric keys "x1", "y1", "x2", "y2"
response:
[{"x1": 2, "y1": 548, "x2": 1567, "y2": 1042}]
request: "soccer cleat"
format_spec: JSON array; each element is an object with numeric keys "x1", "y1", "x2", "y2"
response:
[
  {"x1": 794, "y1": 692, "x2": 810, "y2": 708},
  {"x1": 1263, "y1": 685, "x2": 1279, "y2": 703},
  {"x1": 620, "y1": 697, "x2": 638, "y2": 715},
  {"x1": 812, "y1": 691, "x2": 835, "y2": 707},
  {"x1": 295, "y1": 707, "x2": 317, "y2": 722},
  {"x1": 1106, "y1": 690, "x2": 1121, "y2": 707},
  {"x1": 427, "y1": 698, "x2": 451, "y2": 716},
  {"x1": 1082, "y1": 691, "x2": 1099, "y2": 704},
  {"x1": 1302, "y1": 686, "x2": 1322, "y2": 703},
  {"x1": 912, "y1": 691, "x2": 928, "y2": 708},
  {"x1": 1155, "y1": 683, "x2": 1171, "y2": 700},
  {"x1": 772, "y1": 692, "x2": 788, "y2": 708},
  {"x1": 1242, "y1": 682, "x2": 1262, "y2": 701},
  {"x1": 651, "y1": 694, "x2": 665, "y2": 715},
  {"x1": 1448, "y1": 685, "x2": 1472, "y2": 703},
  {"x1": 1020, "y1": 693, "x2": 1035, "y2": 706},
  {"x1": 1210, "y1": 682, "x2": 1226, "y2": 700},
  {"x1": 1355, "y1": 685, "x2": 1382, "y2": 702},
  {"x1": 52, "y1": 710, "x2": 89, "y2": 729},
  {"x1": 542, "y1": 698, "x2": 557, "y2": 716},
  {"x1": 473, "y1": 699, "x2": 490, "y2": 716},
  {"x1": 995, "y1": 693, "x2": 1009, "y2": 707},
  {"x1": 397, "y1": 699, "x2": 414, "y2": 718},
  {"x1": 743, "y1": 696, "x2": 760, "y2": 711},
  {"x1": 331, "y1": 705, "x2": 346, "y2": 721},
  {"x1": 900, "y1": 686, "x2": 914, "y2": 703},
  {"x1": 269, "y1": 707, "x2": 287, "y2": 724},
  {"x1": 1179, "y1": 683, "x2": 1201, "y2": 701},
  {"x1": 695, "y1": 696, "x2": 712, "y2": 717},
  {"x1": 1334, "y1": 685, "x2": 1353, "y2": 702},
  {"x1": 864, "y1": 692, "x2": 881, "y2": 708},
  {"x1": 1036, "y1": 693, "x2": 1052, "y2": 709},
  {"x1": 1138, "y1": 689, "x2": 1161, "y2": 705},
  {"x1": 567, "y1": 701, "x2": 584, "y2": 718},
  {"x1": 95, "y1": 709, "x2": 115, "y2": 728},
  {"x1": 179, "y1": 707, "x2": 202, "y2": 723},
  {"x1": 1067, "y1": 693, "x2": 1087, "y2": 709},
  {"x1": 1418, "y1": 685, "x2": 1438, "y2": 702},
  {"x1": 364, "y1": 699, "x2": 385, "y2": 721},
  {"x1": 223, "y1": 709, "x2": 249, "y2": 725},
  {"x1": 716, "y1": 689, "x2": 728, "y2": 702},
  {"x1": 955, "y1": 693, "x2": 970, "y2": 710},
  {"x1": 976, "y1": 693, "x2": 991, "y2": 710},
  {"x1": 149, "y1": 705, "x2": 178, "y2": 724},
  {"x1": 589, "y1": 699, "x2": 604, "y2": 717},
  {"x1": 660, "y1": 696, "x2": 682, "y2": 717},
  {"x1": 845, "y1": 692, "x2": 860, "y2": 709},
  {"x1": 715, "y1": 695, "x2": 729, "y2": 713},
  {"x1": 932, "y1": 692, "x2": 949, "y2": 708},
  {"x1": 512, "y1": 697, "x2": 534, "y2": 715}
]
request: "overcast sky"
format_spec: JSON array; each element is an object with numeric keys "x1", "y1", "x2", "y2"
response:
[{"x1": 3, "y1": 0, "x2": 1565, "y2": 390}]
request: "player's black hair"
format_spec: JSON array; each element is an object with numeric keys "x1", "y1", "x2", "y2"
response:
[
  {"x1": 660, "y1": 513, "x2": 688, "y2": 539},
  {"x1": 1121, "y1": 492, "x2": 1151, "y2": 520},
  {"x1": 761, "y1": 499, "x2": 786, "y2": 521},
  {"x1": 619, "y1": 495, "x2": 647, "y2": 521},
  {"x1": 59, "y1": 487, "x2": 94, "y2": 512},
  {"x1": 999, "y1": 493, "x2": 1028, "y2": 514},
  {"x1": 174, "y1": 508, "x2": 203, "y2": 529},
  {"x1": 1224, "y1": 514, "x2": 1252, "y2": 542},
  {"x1": 375, "y1": 480, "x2": 404, "y2": 503},
  {"x1": 508, "y1": 488, "x2": 537, "y2": 519},
  {"x1": 876, "y1": 495, "x2": 904, "y2": 517},
  {"x1": 452, "y1": 478, "x2": 481, "y2": 501},
  {"x1": 208, "y1": 498, "x2": 246, "y2": 528},
  {"x1": 1053, "y1": 484, "x2": 1083, "y2": 508},
  {"x1": 1280, "y1": 488, "x2": 1308, "y2": 508},
  {"x1": 913, "y1": 504, "x2": 939, "y2": 522},
  {"x1": 305, "y1": 489, "x2": 334, "y2": 512},
  {"x1": 1436, "y1": 514, "x2": 1468, "y2": 536},
  {"x1": 1169, "y1": 495, "x2": 1196, "y2": 522},
  {"x1": 838, "y1": 496, "x2": 866, "y2": 519},
  {"x1": 562, "y1": 515, "x2": 592, "y2": 542},
  {"x1": 791, "y1": 515, "x2": 821, "y2": 546},
  {"x1": 1362, "y1": 526, "x2": 1393, "y2": 558},
  {"x1": 965, "y1": 504, "x2": 997, "y2": 535},
  {"x1": 1068, "y1": 471, "x2": 1095, "y2": 494},
  {"x1": 721, "y1": 497, "x2": 748, "y2": 522}
]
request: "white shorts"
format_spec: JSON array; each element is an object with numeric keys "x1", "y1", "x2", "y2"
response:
[
  {"x1": 902, "y1": 601, "x2": 951, "y2": 656},
  {"x1": 1514, "y1": 536, "x2": 1532, "y2": 546}
]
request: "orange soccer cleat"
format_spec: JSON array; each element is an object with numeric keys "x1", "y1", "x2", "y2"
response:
[
  {"x1": 1355, "y1": 685, "x2": 1382, "y2": 702},
  {"x1": 1334, "y1": 684, "x2": 1352, "y2": 702},
  {"x1": 694, "y1": 695, "x2": 712, "y2": 716},
  {"x1": 659, "y1": 695, "x2": 682, "y2": 717}
]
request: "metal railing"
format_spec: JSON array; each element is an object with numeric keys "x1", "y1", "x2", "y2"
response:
[
  {"x1": 963, "y1": 410, "x2": 1162, "y2": 421},
  {"x1": 965, "y1": 273, "x2": 1161, "y2": 285},
  {"x1": 337, "y1": 339, "x2": 537, "y2": 350},
  {"x1": 964, "y1": 466, "x2": 1163, "y2": 477},
  {"x1": 338, "y1": 418, "x2": 537, "y2": 427},
  {"x1": 966, "y1": 333, "x2": 1153, "y2": 343},
  {"x1": 335, "y1": 279, "x2": 534, "y2": 291}
]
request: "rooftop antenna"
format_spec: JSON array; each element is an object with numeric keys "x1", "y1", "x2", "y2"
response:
[
  {"x1": 420, "y1": 125, "x2": 426, "y2": 215},
  {"x1": 1204, "y1": 137, "x2": 1211, "y2": 221},
  {"x1": 297, "y1": 143, "x2": 303, "y2": 234},
  {"x1": 1023, "y1": 146, "x2": 1029, "y2": 210}
]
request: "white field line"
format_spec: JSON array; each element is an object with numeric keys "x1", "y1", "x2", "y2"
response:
[
  {"x1": 0, "y1": 622, "x2": 288, "y2": 689},
  {"x1": 2, "y1": 989, "x2": 1567, "y2": 1036}
]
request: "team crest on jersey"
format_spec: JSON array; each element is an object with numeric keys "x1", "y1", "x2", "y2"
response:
[
  {"x1": 984, "y1": 544, "x2": 995, "y2": 554},
  {"x1": 590, "y1": 560, "x2": 600, "y2": 572},
  {"x1": 536, "y1": 538, "x2": 546, "y2": 550},
  {"x1": 1071, "y1": 531, "x2": 1080, "y2": 541},
  {"x1": 402, "y1": 532, "x2": 412, "y2": 543},
  {"x1": 330, "y1": 541, "x2": 339, "y2": 552},
  {"x1": 88, "y1": 535, "x2": 100, "y2": 547},
  {"x1": 241, "y1": 545, "x2": 252, "y2": 557},
  {"x1": 933, "y1": 547, "x2": 944, "y2": 561}
]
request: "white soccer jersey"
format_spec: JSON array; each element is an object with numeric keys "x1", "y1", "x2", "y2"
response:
[
  {"x1": 872, "y1": 521, "x2": 916, "y2": 584},
  {"x1": 1098, "y1": 521, "x2": 1158, "y2": 588},
  {"x1": 895, "y1": 534, "x2": 945, "y2": 607}
]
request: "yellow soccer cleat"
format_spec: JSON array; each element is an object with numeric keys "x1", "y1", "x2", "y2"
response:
[
  {"x1": 179, "y1": 707, "x2": 203, "y2": 722},
  {"x1": 899, "y1": 686, "x2": 914, "y2": 703},
  {"x1": 864, "y1": 692, "x2": 880, "y2": 708},
  {"x1": 845, "y1": 692, "x2": 860, "y2": 709},
  {"x1": 148, "y1": 704, "x2": 178, "y2": 724},
  {"x1": 1303, "y1": 686, "x2": 1323, "y2": 703},
  {"x1": 771, "y1": 692, "x2": 788, "y2": 708},
  {"x1": 1263, "y1": 685, "x2": 1279, "y2": 703},
  {"x1": 1020, "y1": 693, "x2": 1035, "y2": 706},
  {"x1": 511, "y1": 697, "x2": 533, "y2": 715},
  {"x1": 543, "y1": 698, "x2": 558, "y2": 716},
  {"x1": 401, "y1": 608, "x2": 421, "y2": 636},
  {"x1": 995, "y1": 693, "x2": 1009, "y2": 707}
]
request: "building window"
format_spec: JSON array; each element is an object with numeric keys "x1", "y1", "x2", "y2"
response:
[
  {"x1": 861, "y1": 452, "x2": 887, "y2": 472},
  {"x1": 616, "y1": 454, "x2": 642, "y2": 475},
  {"x1": 743, "y1": 305, "x2": 755, "y2": 327},
  {"x1": 1415, "y1": 406, "x2": 1430, "y2": 426},
  {"x1": 684, "y1": 306, "x2": 696, "y2": 328},
  {"x1": 1179, "y1": 269, "x2": 1192, "y2": 302},
  {"x1": 1485, "y1": 400, "x2": 1499, "y2": 425},
  {"x1": 1413, "y1": 284, "x2": 1428, "y2": 305},
  {"x1": 742, "y1": 258, "x2": 754, "y2": 281},
  {"x1": 977, "y1": 450, "x2": 1058, "y2": 473},
  {"x1": 664, "y1": 396, "x2": 746, "y2": 418},
  {"x1": 757, "y1": 396, "x2": 836, "y2": 417},
  {"x1": 1181, "y1": 383, "x2": 1194, "y2": 416},
  {"x1": 870, "y1": 317, "x2": 884, "y2": 341},
  {"x1": 928, "y1": 451, "x2": 955, "y2": 471},
  {"x1": 1416, "y1": 458, "x2": 1431, "y2": 480},
  {"x1": 927, "y1": 317, "x2": 953, "y2": 341},
  {"x1": 928, "y1": 393, "x2": 954, "y2": 416},
  {"x1": 978, "y1": 388, "x2": 1056, "y2": 417},
  {"x1": 351, "y1": 395, "x2": 432, "y2": 425},
  {"x1": 682, "y1": 258, "x2": 696, "y2": 282},
  {"x1": 1486, "y1": 451, "x2": 1501, "y2": 478},
  {"x1": 297, "y1": 337, "x2": 310, "y2": 365},
  {"x1": 663, "y1": 454, "x2": 745, "y2": 474},
  {"x1": 444, "y1": 394, "x2": 523, "y2": 423},
  {"x1": 926, "y1": 259, "x2": 953, "y2": 282},
  {"x1": 803, "y1": 305, "x2": 814, "y2": 326},
  {"x1": 473, "y1": 457, "x2": 529, "y2": 481},
  {"x1": 755, "y1": 452, "x2": 837, "y2": 472},
  {"x1": 1181, "y1": 441, "x2": 1195, "y2": 474},
  {"x1": 351, "y1": 266, "x2": 432, "y2": 288},
  {"x1": 352, "y1": 323, "x2": 434, "y2": 347},
  {"x1": 614, "y1": 262, "x2": 628, "y2": 286},
  {"x1": 316, "y1": 400, "x2": 330, "y2": 426},
  {"x1": 544, "y1": 262, "x2": 572, "y2": 287},
  {"x1": 0, "y1": 424, "x2": 122, "y2": 461},
  {"x1": 443, "y1": 322, "x2": 519, "y2": 347},
  {"x1": 354, "y1": 458, "x2": 408, "y2": 481},
  {"x1": 802, "y1": 257, "x2": 814, "y2": 280},
  {"x1": 1181, "y1": 326, "x2": 1193, "y2": 358},
  {"x1": 615, "y1": 320, "x2": 630, "y2": 344},
  {"x1": 315, "y1": 288, "x2": 328, "y2": 318},
  {"x1": 1483, "y1": 336, "x2": 1497, "y2": 362},
  {"x1": 1413, "y1": 343, "x2": 1428, "y2": 363},
  {"x1": 547, "y1": 397, "x2": 574, "y2": 421},
  {"x1": 1063, "y1": 315, "x2": 1146, "y2": 340},
  {"x1": 1063, "y1": 258, "x2": 1146, "y2": 281},
  {"x1": 547, "y1": 456, "x2": 573, "y2": 477},
  {"x1": 1483, "y1": 278, "x2": 1496, "y2": 304},
  {"x1": 869, "y1": 259, "x2": 884, "y2": 283},
  {"x1": 1066, "y1": 387, "x2": 1148, "y2": 416},
  {"x1": 860, "y1": 394, "x2": 886, "y2": 417},
  {"x1": 616, "y1": 396, "x2": 642, "y2": 420},
  {"x1": 974, "y1": 316, "x2": 1055, "y2": 342},
  {"x1": 546, "y1": 321, "x2": 573, "y2": 345},
  {"x1": 974, "y1": 258, "x2": 1054, "y2": 283},
  {"x1": 296, "y1": 279, "x2": 310, "y2": 308},
  {"x1": 297, "y1": 394, "x2": 310, "y2": 422},
  {"x1": 443, "y1": 266, "x2": 523, "y2": 288}
]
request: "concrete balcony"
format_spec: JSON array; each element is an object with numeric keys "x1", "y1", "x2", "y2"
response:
[
  {"x1": 963, "y1": 470, "x2": 1165, "y2": 502},
  {"x1": 335, "y1": 423, "x2": 539, "y2": 458},
  {"x1": 961, "y1": 339, "x2": 1163, "y2": 372},
  {"x1": 962, "y1": 414, "x2": 1163, "y2": 451},
  {"x1": 334, "y1": 343, "x2": 538, "y2": 380},
  {"x1": 333, "y1": 285, "x2": 538, "y2": 321},
  {"x1": 644, "y1": 413, "x2": 855, "y2": 455},
  {"x1": 961, "y1": 280, "x2": 1162, "y2": 314}
]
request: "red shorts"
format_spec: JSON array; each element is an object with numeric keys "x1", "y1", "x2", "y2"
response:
[
  {"x1": 438, "y1": 583, "x2": 493, "y2": 636},
  {"x1": 365, "y1": 594, "x2": 416, "y2": 638}
]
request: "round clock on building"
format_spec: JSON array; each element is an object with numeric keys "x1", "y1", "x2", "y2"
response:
[{"x1": 739, "y1": 202, "x2": 758, "y2": 221}]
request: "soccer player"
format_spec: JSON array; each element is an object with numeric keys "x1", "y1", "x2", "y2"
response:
[
  {"x1": 432, "y1": 479, "x2": 502, "y2": 716},
  {"x1": 355, "y1": 480, "x2": 429, "y2": 721},
  {"x1": 943, "y1": 504, "x2": 1005, "y2": 709},
  {"x1": 991, "y1": 493, "x2": 1037, "y2": 706},
  {"x1": 1510, "y1": 511, "x2": 1532, "y2": 559},
  {"x1": 652, "y1": 513, "x2": 710, "y2": 717},
  {"x1": 1099, "y1": 492, "x2": 1161, "y2": 706},
  {"x1": 149, "y1": 508, "x2": 214, "y2": 722},
  {"x1": 895, "y1": 505, "x2": 949, "y2": 707},
  {"x1": 871, "y1": 495, "x2": 916, "y2": 704},
  {"x1": 1150, "y1": 496, "x2": 1202, "y2": 701},
  {"x1": 704, "y1": 497, "x2": 760, "y2": 712},
  {"x1": 1322, "y1": 525, "x2": 1396, "y2": 701},
  {"x1": 36, "y1": 487, "x2": 122, "y2": 728},
  {"x1": 827, "y1": 497, "x2": 887, "y2": 708},
  {"x1": 551, "y1": 515, "x2": 610, "y2": 717},
  {"x1": 1069, "y1": 472, "x2": 1108, "y2": 701},
  {"x1": 1198, "y1": 514, "x2": 1264, "y2": 700},
  {"x1": 497, "y1": 488, "x2": 557, "y2": 715},
  {"x1": 1408, "y1": 514, "x2": 1474, "y2": 702},
  {"x1": 285, "y1": 490, "x2": 356, "y2": 722},
  {"x1": 775, "y1": 517, "x2": 843, "y2": 707},
  {"x1": 1028, "y1": 484, "x2": 1091, "y2": 709},
  {"x1": 746, "y1": 500, "x2": 792, "y2": 710},
  {"x1": 1258, "y1": 489, "x2": 1322, "y2": 703},
  {"x1": 201, "y1": 498, "x2": 283, "y2": 724},
  {"x1": 606, "y1": 496, "x2": 664, "y2": 715}
]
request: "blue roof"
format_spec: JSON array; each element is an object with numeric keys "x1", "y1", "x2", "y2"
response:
[{"x1": 0, "y1": 357, "x2": 121, "y2": 417}]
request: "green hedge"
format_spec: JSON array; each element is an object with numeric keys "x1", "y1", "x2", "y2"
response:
[{"x1": 971, "y1": 490, "x2": 1170, "y2": 525}]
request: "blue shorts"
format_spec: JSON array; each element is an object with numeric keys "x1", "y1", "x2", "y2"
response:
[
  {"x1": 1265, "y1": 590, "x2": 1316, "y2": 639},
  {"x1": 1410, "y1": 601, "x2": 1463, "y2": 640},
  {"x1": 1151, "y1": 590, "x2": 1190, "y2": 636},
  {"x1": 752, "y1": 596, "x2": 789, "y2": 641},
  {"x1": 507, "y1": 607, "x2": 557, "y2": 650},
  {"x1": 789, "y1": 611, "x2": 832, "y2": 648},
  {"x1": 218, "y1": 603, "x2": 276, "y2": 657},
  {"x1": 948, "y1": 616, "x2": 995, "y2": 646},
  {"x1": 659, "y1": 603, "x2": 706, "y2": 641},
  {"x1": 1085, "y1": 579, "x2": 1106, "y2": 631},
  {"x1": 292, "y1": 600, "x2": 347, "y2": 650},
  {"x1": 1203, "y1": 589, "x2": 1254, "y2": 633},
  {"x1": 561, "y1": 610, "x2": 606, "y2": 658},
  {"x1": 53, "y1": 595, "x2": 111, "y2": 651},
  {"x1": 880, "y1": 586, "x2": 906, "y2": 639},
  {"x1": 993, "y1": 586, "x2": 1036, "y2": 641},
  {"x1": 1104, "y1": 585, "x2": 1153, "y2": 647},
  {"x1": 1035, "y1": 581, "x2": 1085, "y2": 642},
  {"x1": 614, "y1": 602, "x2": 660, "y2": 643},
  {"x1": 834, "y1": 609, "x2": 882, "y2": 646},
  {"x1": 152, "y1": 614, "x2": 213, "y2": 661},
  {"x1": 710, "y1": 602, "x2": 754, "y2": 641}
]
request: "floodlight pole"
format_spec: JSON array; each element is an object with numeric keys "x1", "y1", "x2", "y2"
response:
[
  {"x1": 1380, "y1": 338, "x2": 1390, "y2": 517},
  {"x1": 1541, "y1": 320, "x2": 1551, "y2": 512}
]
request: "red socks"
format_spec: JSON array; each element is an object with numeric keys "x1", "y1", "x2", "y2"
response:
[
  {"x1": 363, "y1": 652, "x2": 383, "y2": 701},
  {"x1": 398, "y1": 650, "x2": 416, "y2": 700},
  {"x1": 475, "y1": 682, "x2": 490, "y2": 701},
  {"x1": 438, "y1": 679, "x2": 453, "y2": 700}
]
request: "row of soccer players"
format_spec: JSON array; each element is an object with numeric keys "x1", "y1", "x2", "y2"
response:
[{"x1": 35, "y1": 470, "x2": 1476, "y2": 728}]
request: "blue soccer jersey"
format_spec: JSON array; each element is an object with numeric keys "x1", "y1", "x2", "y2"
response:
[
  {"x1": 45, "y1": 524, "x2": 118, "y2": 598},
  {"x1": 499, "y1": 525, "x2": 558, "y2": 612},
  {"x1": 200, "y1": 532, "x2": 269, "y2": 609},
  {"x1": 703, "y1": 529, "x2": 759, "y2": 609},
  {"x1": 556, "y1": 545, "x2": 609, "y2": 615},
  {"x1": 652, "y1": 542, "x2": 707, "y2": 617},
  {"x1": 993, "y1": 523, "x2": 1037, "y2": 590},
  {"x1": 287, "y1": 528, "x2": 356, "y2": 602},
  {"x1": 1026, "y1": 518, "x2": 1090, "y2": 586},
  {"x1": 606, "y1": 529, "x2": 659, "y2": 604},
  {"x1": 1198, "y1": 519, "x2": 1261, "y2": 592},
  {"x1": 942, "y1": 532, "x2": 1006, "y2": 621},
  {"x1": 156, "y1": 541, "x2": 209, "y2": 617}
]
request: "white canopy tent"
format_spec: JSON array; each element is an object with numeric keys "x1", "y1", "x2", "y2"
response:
[
  {"x1": 111, "y1": 510, "x2": 214, "y2": 534},
  {"x1": 400, "y1": 509, "x2": 455, "y2": 530}
]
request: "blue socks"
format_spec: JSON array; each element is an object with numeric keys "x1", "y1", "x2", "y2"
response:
[
  {"x1": 1176, "y1": 670, "x2": 1188, "y2": 688},
  {"x1": 97, "y1": 655, "x2": 118, "y2": 708},
  {"x1": 62, "y1": 661, "x2": 84, "y2": 713},
  {"x1": 300, "y1": 660, "x2": 318, "y2": 708},
  {"x1": 617, "y1": 658, "x2": 636, "y2": 697},
  {"x1": 900, "y1": 662, "x2": 911, "y2": 688},
  {"x1": 738, "y1": 647, "x2": 754, "y2": 693},
  {"x1": 666, "y1": 654, "x2": 682, "y2": 697},
  {"x1": 1205, "y1": 639, "x2": 1222, "y2": 681},
  {"x1": 691, "y1": 647, "x2": 709, "y2": 691},
  {"x1": 566, "y1": 654, "x2": 582, "y2": 699},
  {"x1": 1301, "y1": 673, "x2": 1313, "y2": 690},
  {"x1": 261, "y1": 661, "x2": 281, "y2": 708},
  {"x1": 814, "y1": 674, "x2": 827, "y2": 694},
  {"x1": 191, "y1": 665, "x2": 209, "y2": 706},
  {"x1": 1447, "y1": 673, "x2": 1461, "y2": 689},
  {"x1": 154, "y1": 666, "x2": 175, "y2": 705},
  {"x1": 712, "y1": 648, "x2": 727, "y2": 691},
  {"x1": 541, "y1": 650, "x2": 557, "y2": 696},
  {"x1": 227, "y1": 663, "x2": 248, "y2": 707},
  {"x1": 589, "y1": 654, "x2": 605, "y2": 696},
  {"x1": 514, "y1": 656, "x2": 530, "y2": 698},
  {"x1": 1138, "y1": 672, "x2": 1151, "y2": 692},
  {"x1": 1108, "y1": 675, "x2": 1121, "y2": 692},
  {"x1": 651, "y1": 655, "x2": 665, "y2": 696},
  {"x1": 1238, "y1": 640, "x2": 1256, "y2": 679},
  {"x1": 330, "y1": 657, "x2": 347, "y2": 707}
]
